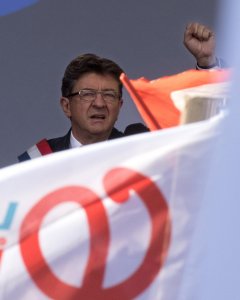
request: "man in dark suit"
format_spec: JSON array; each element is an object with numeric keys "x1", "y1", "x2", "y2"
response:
[{"x1": 18, "y1": 22, "x2": 220, "y2": 161}]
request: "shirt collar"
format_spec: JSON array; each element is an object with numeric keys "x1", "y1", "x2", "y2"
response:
[{"x1": 70, "y1": 131, "x2": 83, "y2": 148}]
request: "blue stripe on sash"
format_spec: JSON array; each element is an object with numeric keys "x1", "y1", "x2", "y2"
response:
[{"x1": 18, "y1": 151, "x2": 30, "y2": 162}]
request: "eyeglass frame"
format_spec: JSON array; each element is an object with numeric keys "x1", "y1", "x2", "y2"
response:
[{"x1": 66, "y1": 88, "x2": 121, "y2": 103}]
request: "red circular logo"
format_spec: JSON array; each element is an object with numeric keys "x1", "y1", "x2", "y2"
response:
[{"x1": 20, "y1": 167, "x2": 171, "y2": 299}]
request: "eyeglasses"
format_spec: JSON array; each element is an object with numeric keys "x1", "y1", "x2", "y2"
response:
[{"x1": 67, "y1": 89, "x2": 120, "y2": 103}]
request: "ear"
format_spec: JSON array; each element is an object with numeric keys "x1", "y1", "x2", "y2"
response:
[
  {"x1": 119, "y1": 98, "x2": 123, "y2": 108},
  {"x1": 60, "y1": 97, "x2": 71, "y2": 118}
]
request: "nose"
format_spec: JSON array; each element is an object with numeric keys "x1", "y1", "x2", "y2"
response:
[{"x1": 92, "y1": 92, "x2": 106, "y2": 107}]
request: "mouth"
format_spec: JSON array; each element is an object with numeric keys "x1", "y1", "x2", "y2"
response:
[{"x1": 90, "y1": 114, "x2": 106, "y2": 120}]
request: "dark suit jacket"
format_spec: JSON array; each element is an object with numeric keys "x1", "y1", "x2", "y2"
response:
[
  {"x1": 47, "y1": 127, "x2": 123, "y2": 152},
  {"x1": 18, "y1": 123, "x2": 149, "y2": 161}
]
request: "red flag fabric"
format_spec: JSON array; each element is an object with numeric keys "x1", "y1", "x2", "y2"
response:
[{"x1": 121, "y1": 69, "x2": 229, "y2": 130}]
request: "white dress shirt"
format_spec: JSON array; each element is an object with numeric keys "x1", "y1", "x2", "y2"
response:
[{"x1": 70, "y1": 131, "x2": 83, "y2": 148}]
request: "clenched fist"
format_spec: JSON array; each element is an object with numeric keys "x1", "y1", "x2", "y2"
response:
[{"x1": 184, "y1": 22, "x2": 216, "y2": 67}]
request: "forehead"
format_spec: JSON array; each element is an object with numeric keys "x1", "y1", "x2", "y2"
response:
[{"x1": 74, "y1": 73, "x2": 119, "y2": 90}]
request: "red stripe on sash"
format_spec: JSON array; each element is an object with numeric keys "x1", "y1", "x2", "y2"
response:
[{"x1": 36, "y1": 139, "x2": 53, "y2": 156}]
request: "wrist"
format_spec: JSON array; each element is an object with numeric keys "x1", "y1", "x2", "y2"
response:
[
  {"x1": 197, "y1": 55, "x2": 217, "y2": 66},
  {"x1": 196, "y1": 57, "x2": 220, "y2": 70}
]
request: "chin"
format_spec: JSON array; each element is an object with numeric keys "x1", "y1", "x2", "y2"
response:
[
  {"x1": 88, "y1": 127, "x2": 107, "y2": 135},
  {"x1": 89, "y1": 123, "x2": 108, "y2": 132}
]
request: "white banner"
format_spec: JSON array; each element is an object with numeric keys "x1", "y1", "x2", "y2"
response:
[{"x1": 0, "y1": 114, "x2": 223, "y2": 300}]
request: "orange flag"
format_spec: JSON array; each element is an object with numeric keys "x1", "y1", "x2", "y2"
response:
[{"x1": 120, "y1": 70, "x2": 229, "y2": 130}]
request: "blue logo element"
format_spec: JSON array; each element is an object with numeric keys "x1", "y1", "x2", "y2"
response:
[
  {"x1": 0, "y1": 0, "x2": 39, "y2": 16},
  {"x1": 0, "y1": 202, "x2": 18, "y2": 230}
]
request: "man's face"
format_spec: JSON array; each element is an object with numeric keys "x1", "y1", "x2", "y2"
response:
[{"x1": 60, "y1": 73, "x2": 123, "y2": 144}]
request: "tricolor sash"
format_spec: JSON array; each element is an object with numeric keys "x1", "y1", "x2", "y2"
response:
[{"x1": 18, "y1": 139, "x2": 53, "y2": 162}]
